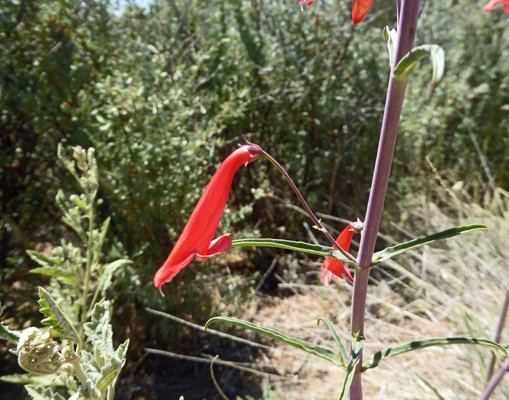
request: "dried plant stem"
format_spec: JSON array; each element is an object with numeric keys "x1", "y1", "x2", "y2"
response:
[{"x1": 349, "y1": 1, "x2": 420, "y2": 398}]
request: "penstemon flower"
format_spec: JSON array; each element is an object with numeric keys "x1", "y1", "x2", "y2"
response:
[
  {"x1": 298, "y1": 0, "x2": 314, "y2": 11},
  {"x1": 352, "y1": 0, "x2": 373, "y2": 24},
  {"x1": 483, "y1": 0, "x2": 509, "y2": 13},
  {"x1": 154, "y1": 143, "x2": 262, "y2": 295},
  {"x1": 321, "y1": 219, "x2": 363, "y2": 287}
]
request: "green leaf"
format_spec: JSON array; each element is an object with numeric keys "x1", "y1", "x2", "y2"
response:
[
  {"x1": 24, "y1": 385, "x2": 66, "y2": 400},
  {"x1": 393, "y1": 44, "x2": 445, "y2": 88},
  {"x1": 362, "y1": 337, "x2": 508, "y2": 371},
  {"x1": 92, "y1": 217, "x2": 110, "y2": 265},
  {"x1": 338, "y1": 335, "x2": 363, "y2": 400},
  {"x1": 205, "y1": 316, "x2": 344, "y2": 368},
  {"x1": 372, "y1": 224, "x2": 487, "y2": 265},
  {"x1": 1, "y1": 304, "x2": 21, "y2": 343},
  {"x1": 29, "y1": 267, "x2": 79, "y2": 286},
  {"x1": 383, "y1": 25, "x2": 397, "y2": 66},
  {"x1": 1, "y1": 373, "x2": 65, "y2": 387},
  {"x1": 98, "y1": 259, "x2": 132, "y2": 297},
  {"x1": 84, "y1": 301, "x2": 114, "y2": 355},
  {"x1": 95, "y1": 339, "x2": 129, "y2": 390},
  {"x1": 37, "y1": 288, "x2": 81, "y2": 346},
  {"x1": 231, "y1": 238, "x2": 354, "y2": 265},
  {"x1": 317, "y1": 318, "x2": 347, "y2": 365}
]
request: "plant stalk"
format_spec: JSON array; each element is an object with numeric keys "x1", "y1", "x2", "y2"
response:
[
  {"x1": 485, "y1": 288, "x2": 509, "y2": 382},
  {"x1": 348, "y1": 1, "x2": 420, "y2": 398}
]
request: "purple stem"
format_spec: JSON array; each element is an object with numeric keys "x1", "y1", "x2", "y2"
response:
[
  {"x1": 480, "y1": 358, "x2": 509, "y2": 400},
  {"x1": 348, "y1": 1, "x2": 420, "y2": 399},
  {"x1": 260, "y1": 149, "x2": 357, "y2": 265},
  {"x1": 485, "y1": 288, "x2": 509, "y2": 382}
]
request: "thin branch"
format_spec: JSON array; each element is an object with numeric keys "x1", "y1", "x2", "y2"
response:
[{"x1": 210, "y1": 356, "x2": 231, "y2": 400}]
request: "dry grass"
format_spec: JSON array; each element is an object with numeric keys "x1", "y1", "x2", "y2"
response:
[{"x1": 240, "y1": 188, "x2": 509, "y2": 399}]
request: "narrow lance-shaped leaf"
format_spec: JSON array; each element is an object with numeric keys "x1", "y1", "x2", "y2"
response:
[
  {"x1": 338, "y1": 335, "x2": 363, "y2": 400},
  {"x1": 372, "y1": 224, "x2": 487, "y2": 265},
  {"x1": 393, "y1": 44, "x2": 445, "y2": 88},
  {"x1": 232, "y1": 238, "x2": 354, "y2": 265},
  {"x1": 205, "y1": 316, "x2": 344, "y2": 369},
  {"x1": 317, "y1": 317, "x2": 348, "y2": 365},
  {"x1": 38, "y1": 287, "x2": 81, "y2": 346},
  {"x1": 363, "y1": 336, "x2": 508, "y2": 371}
]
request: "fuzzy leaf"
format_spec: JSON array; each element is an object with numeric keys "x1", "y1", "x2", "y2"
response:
[
  {"x1": 0, "y1": 317, "x2": 21, "y2": 344},
  {"x1": 231, "y1": 238, "x2": 354, "y2": 265},
  {"x1": 95, "y1": 340, "x2": 129, "y2": 390},
  {"x1": 363, "y1": 337, "x2": 508, "y2": 370},
  {"x1": 372, "y1": 225, "x2": 487, "y2": 265},
  {"x1": 84, "y1": 301, "x2": 114, "y2": 355},
  {"x1": 1, "y1": 373, "x2": 64, "y2": 386},
  {"x1": 338, "y1": 335, "x2": 363, "y2": 399},
  {"x1": 29, "y1": 267, "x2": 79, "y2": 286},
  {"x1": 393, "y1": 44, "x2": 445, "y2": 87},
  {"x1": 24, "y1": 385, "x2": 66, "y2": 400},
  {"x1": 37, "y1": 288, "x2": 81, "y2": 346},
  {"x1": 98, "y1": 259, "x2": 132, "y2": 297},
  {"x1": 92, "y1": 217, "x2": 110, "y2": 265},
  {"x1": 206, "y1": 316, "x2": 343, "y2": 368}
]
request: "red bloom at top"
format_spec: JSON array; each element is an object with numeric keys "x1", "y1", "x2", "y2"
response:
[
  {"x1": 321, "y1": 220, "x2": 363, "y2": 287},
  {"x1": 483, "y1": 0, "x2": 509, "y2": 13},
  {"x1": 154, "y1": 143, "x2": 262, "y2": 294},
  {"x1": 352, "y1": 0, "x2": 373, "y2": 24},
  {"x1": 298, "y1": 0, "x2": 314, "y2": 11}
]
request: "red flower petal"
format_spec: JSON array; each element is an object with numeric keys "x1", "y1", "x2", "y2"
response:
[
  {"x1": 352, "y1": 0, "x2": 373, "y2": 24},
  {"x1": 154, "y1": 145, "x2": 261, "y2": 291},
  {"x1": 321, "y1": 225, "x2": 355, "y2": 287},
  {"x1": 483, "y1": 0, "x2": 509, "y2": 13}
]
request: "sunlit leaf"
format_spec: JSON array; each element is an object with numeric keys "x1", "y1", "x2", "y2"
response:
[
  {"x1": 372, "y1": 225, "x2": 487, "y2": 265},
  {"x1": 206, "y1": 316, "x2": 344, "y2": 368},
  {"x1": 38, "y1": 288, "x2": 81, "y2": 346},
  {"x1": 231, "y1": 238, "x2": 354, "y2": 264},
  {"x1": 363, "y1": 337, "x2": 507, "y2": 370},
  {"x1": 393, "y1": 44, "x2": 445, "y2": 88},
  {"x1": 339, "y1": 335, "x2": 363, "y2": 399}
]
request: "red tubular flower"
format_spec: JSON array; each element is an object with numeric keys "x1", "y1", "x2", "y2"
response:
[
  {"x1": 483, "y1": 0, "x2": 509, "y2": 13},
  {"x1": 154, "y1": 143, "x2": 262, "y2": 294},
  {"x1": 321, "y1": 220, "x2": 363, "y2": 287},
  {"x1": 352, "y1": 0, "x2": 373, "y2": 24}
]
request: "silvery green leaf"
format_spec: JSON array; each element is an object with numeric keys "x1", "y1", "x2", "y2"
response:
[
  {"x1": 38, "y1": 288, "x2": 81, "y2": 346},
  {"x1": 24, "y1": 385, "x2": 66, "y2": 400},
  {"x1": 0, "y1": 373, "x2": 64, "y2": 386},
  {"x1": 84, "y1": 301, "x2": 114, "y2": 356},
  {"x1": 98, "y1": 259, "x2": 132, "y2": 297}
]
